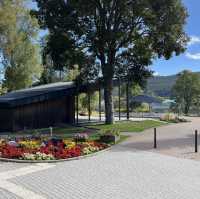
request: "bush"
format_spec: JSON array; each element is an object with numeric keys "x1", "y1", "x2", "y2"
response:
[
  {"x1": 160, "y1": 113, "x2": 188, "y2": 123},
  {"x1": 99, "y1": 129, "x2": 120, "y2": 144},
  {"x1": 160, "y1": 113, "x2": 176, "y2": 121},
  {"x1": 100, "y1": 129, "x2": 120, "y2": 137}
]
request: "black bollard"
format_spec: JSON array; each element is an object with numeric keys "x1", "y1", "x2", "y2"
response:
[
  {"x1": 195, "y1": 130, "x2": 198, "y2": 153},
  {"x1": 154, "y1": 128, "x2": 157, "y2": 149}
]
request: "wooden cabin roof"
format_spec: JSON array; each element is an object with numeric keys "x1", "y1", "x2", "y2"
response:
[
  {"x1": 0, "y1": 78, "x2": 122, "y2": 108},
  {"x1": 0, "y1": 82, "x2": 76, "y2": 108}
]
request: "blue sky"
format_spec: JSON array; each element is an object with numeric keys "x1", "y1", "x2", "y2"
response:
[
  {"x1": 152, "y1": 0, "x2": 200, "y2": 76},
  {"x1": 1, "y1": 0, "x2": 200, "y2": 77}
]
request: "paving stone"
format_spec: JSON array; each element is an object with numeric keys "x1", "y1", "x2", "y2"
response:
[
  {"x1": 0, "y1": 188, "x2": 22, "y2": 199},
  {"x1": 0, "y1": 162, "x2": 29, "y2": 173},
  {"x1": 9, "y1": 149, "x2": 200, "y2": 199}
]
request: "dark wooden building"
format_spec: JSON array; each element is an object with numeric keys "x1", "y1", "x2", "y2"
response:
[
  {"x1": 0, "y1": 82, "x2": 77, "y2": 132},
  {"x1": 0, "y1": 78, "x2": 130, "y2": 133}
]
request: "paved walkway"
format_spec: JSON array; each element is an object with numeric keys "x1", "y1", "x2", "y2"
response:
[
  {"x1": 122, "y1": 117, "x2": 200, "y2": 160},
  {"x1": 1, "y1": 118, "x2": 200, "y2": 198}
]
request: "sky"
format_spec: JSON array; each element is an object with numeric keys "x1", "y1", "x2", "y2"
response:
[
  {"x1": 1, "y1": 0, "x2": 200, "y2": 78},
  {"x1": 152, "y1": 0, "x2": 200, "y2": 76}
]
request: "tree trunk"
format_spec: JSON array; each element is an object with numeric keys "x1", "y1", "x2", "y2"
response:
[
  {"x1": 104, "y1": 79, "x2": 115, "y2": 124},
  {"x1": 184, "y1": 103, "x2": 190, "y2": 115}
]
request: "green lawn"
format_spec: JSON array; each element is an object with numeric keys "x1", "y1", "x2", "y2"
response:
[
  {"x1": 87, "y1": 120, "x2": 165, "y2": 132},
  {"x1": 1, "y1": 120, "x2": 165, "y2": 140},
  {"x1": 3, "y1": 125, "x2": 86, "y2": 139}
]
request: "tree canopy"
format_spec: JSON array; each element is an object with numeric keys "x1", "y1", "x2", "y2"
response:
[
  {"x1": 34, "y1": 0, "x2": 188, "y2": 123},
  {"x1": 172, "y1": 70, "x2": 200, "y2": 115},
  {"x1": 0, "y1": 0, "x2": 42, "y2": 91}
]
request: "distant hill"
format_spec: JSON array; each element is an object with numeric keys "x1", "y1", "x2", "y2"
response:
[
  {"x1": 146, "y1": 72, "x2": 200, "y2": 97},
  {"x1": 146, "y1": 75, "x2": 178, "y2": 97}
]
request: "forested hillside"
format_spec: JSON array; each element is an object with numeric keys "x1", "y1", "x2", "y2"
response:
[
  {"x1": 146, "y1": 72, "x2": 200, "y2": 97},
  {"x1": 146, "y1": 75, "x2": 177, "y2": 97}
]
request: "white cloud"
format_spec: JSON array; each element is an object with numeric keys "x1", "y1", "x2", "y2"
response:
[
  {"x1": 186, "y1": 52, "x2": 200, "y2": 60},
  {"x1": 188, "y1": 36, "x2": 200, "y2": 46},
  {"x1": 153, "y1": 72, "x2": 159, "y2": 76}
]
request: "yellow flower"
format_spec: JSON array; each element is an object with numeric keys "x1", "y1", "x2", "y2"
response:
[
  {"x1": 19, "y1": 140, "x2": 40, "y2": 149},
  {"x1": 0, "y1": 139, "x2": 6, "y2": 146},
  {"x1": 63, "y1": 139, "x2": 76, "y2": 149}
]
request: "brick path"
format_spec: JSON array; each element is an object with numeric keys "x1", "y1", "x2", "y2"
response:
[{"x1": 1, "y1": 118, "x2": 200, "y2": 198}]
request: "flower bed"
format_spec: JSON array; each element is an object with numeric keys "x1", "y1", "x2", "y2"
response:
[{"x1": 0, "y1": 134, "x2": 109, "y2": 161}]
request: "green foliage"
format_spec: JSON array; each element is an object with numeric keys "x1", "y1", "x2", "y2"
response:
[
  {"x1": 42, "y1": 33, "x2": 86, "y2": 75},
  {"x1": 64, "y1": 66, "x2": 80, "y2": 82},
  {"x1": 78, "y1": 92, "x2": 99, "y2": 114},
  {"x1": 38, "y1": 36, "x2": 62, "y2": 84},
  {"x1": 34, "y1": 0, "x2": 188, "y2": 123},
  {"x1": 135, "y1": 103, "x2": 150, "y2": 113},
  {"x1": 100, "y1": 129, "x2": 120, "y2": 137},
  {"x1": 121, "y1": 83, "x2": 143, "y2": 97},
  {"x1": 0, "y1": 0, "x2": 42, "y2": 91},
  {"x1": 0, "y1": 84, "x2": 6, "y2": 95},
  {"x1": 172, "y1": 70, "x2": 200, "y2": 114},
  {"x1": 39, "y1": 66, "x2": 57, "y2": 85},
  {"x1": 87, "y1": 120, "x2": 165, "y2": 133},
  {"x1": 3, "y1": 41, "x2": 42, "y2": 91}
]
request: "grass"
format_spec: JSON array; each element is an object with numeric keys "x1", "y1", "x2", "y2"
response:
[
  {"x1": 0, "y1": 124, "x2": 129, "y2": 144},
  {"x1": 87, "y1": 120, "x2": 165, "y2": 133},
  {"x1": 1, "y1": 120, "x2": 165, "y2": 142},
  {"x1": 1, "y1": 125, "x2": 86, "y2": 139}
]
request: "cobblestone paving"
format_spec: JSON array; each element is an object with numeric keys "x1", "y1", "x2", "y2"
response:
[
  {"x1": 8, "y1": 149, "x2": 200, "y2": 199},
  {"x1": 0, "y1": 188, "x2": 22, "y2": 199},
  {"x1": 0, "y1": 162, "x2": 28, "y2": 173},
  {"x1": 0, "y1": 163, "x2": 55, "y2": 199}
]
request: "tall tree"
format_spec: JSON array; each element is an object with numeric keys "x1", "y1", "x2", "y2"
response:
[
  {"x1": 34, "y1": 0, "x2": 188, "y2": 124},
  {"x1": 172, "y1": 70, "x2": 200, "y2": 115},
  {"x1": 0, "y1": 0, "x2": 42, "y2": 91},
  {"x1": 121, "y1": 83, "x2": 143, "y2": 97}
]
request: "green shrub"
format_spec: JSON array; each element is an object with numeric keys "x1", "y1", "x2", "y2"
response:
[{"x1": 100, "y1": 129, "x2": 120, "y2": 137}]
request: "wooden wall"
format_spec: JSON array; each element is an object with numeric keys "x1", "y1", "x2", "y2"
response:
[
  {"x1": 0, "y1": 95, "x2": 75, "y2": 132},
  {"x1": 0, "y1": 108, "x2": 13, "y2": 132}
]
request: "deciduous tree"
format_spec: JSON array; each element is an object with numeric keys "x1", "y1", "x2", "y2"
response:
[
  {"x1": 34, "y1": 0, "x2": 188, "y2": 123},
  {"x1": 0, "y1": 0, "x2": 42, "y2": 91},
  {"x1": 172, "y1": 70, "x2": 200, "y2": 115}
]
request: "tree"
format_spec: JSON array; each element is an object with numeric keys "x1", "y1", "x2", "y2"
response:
[
  {"x1": 0, "y1": 0, "x2": 42, "y2": 91},
  {"x1": 34, "y1": 0, "x2": 188, "y2": 124},
  {"x1": 0, "y1": 83, "x2": 6, "y2": 95},
  {"x1": 38, "y1": 36, "x2": 64, "y2": 85},
  {"x1": 64, "y1": 65, "x2": 99, "y2": 115},
  {"x1": 121, "y1": 83, "x2": 143, "y2": 97},
  {"x1": 172, "y1": 70, "x2": 200, "y2": 115}
]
